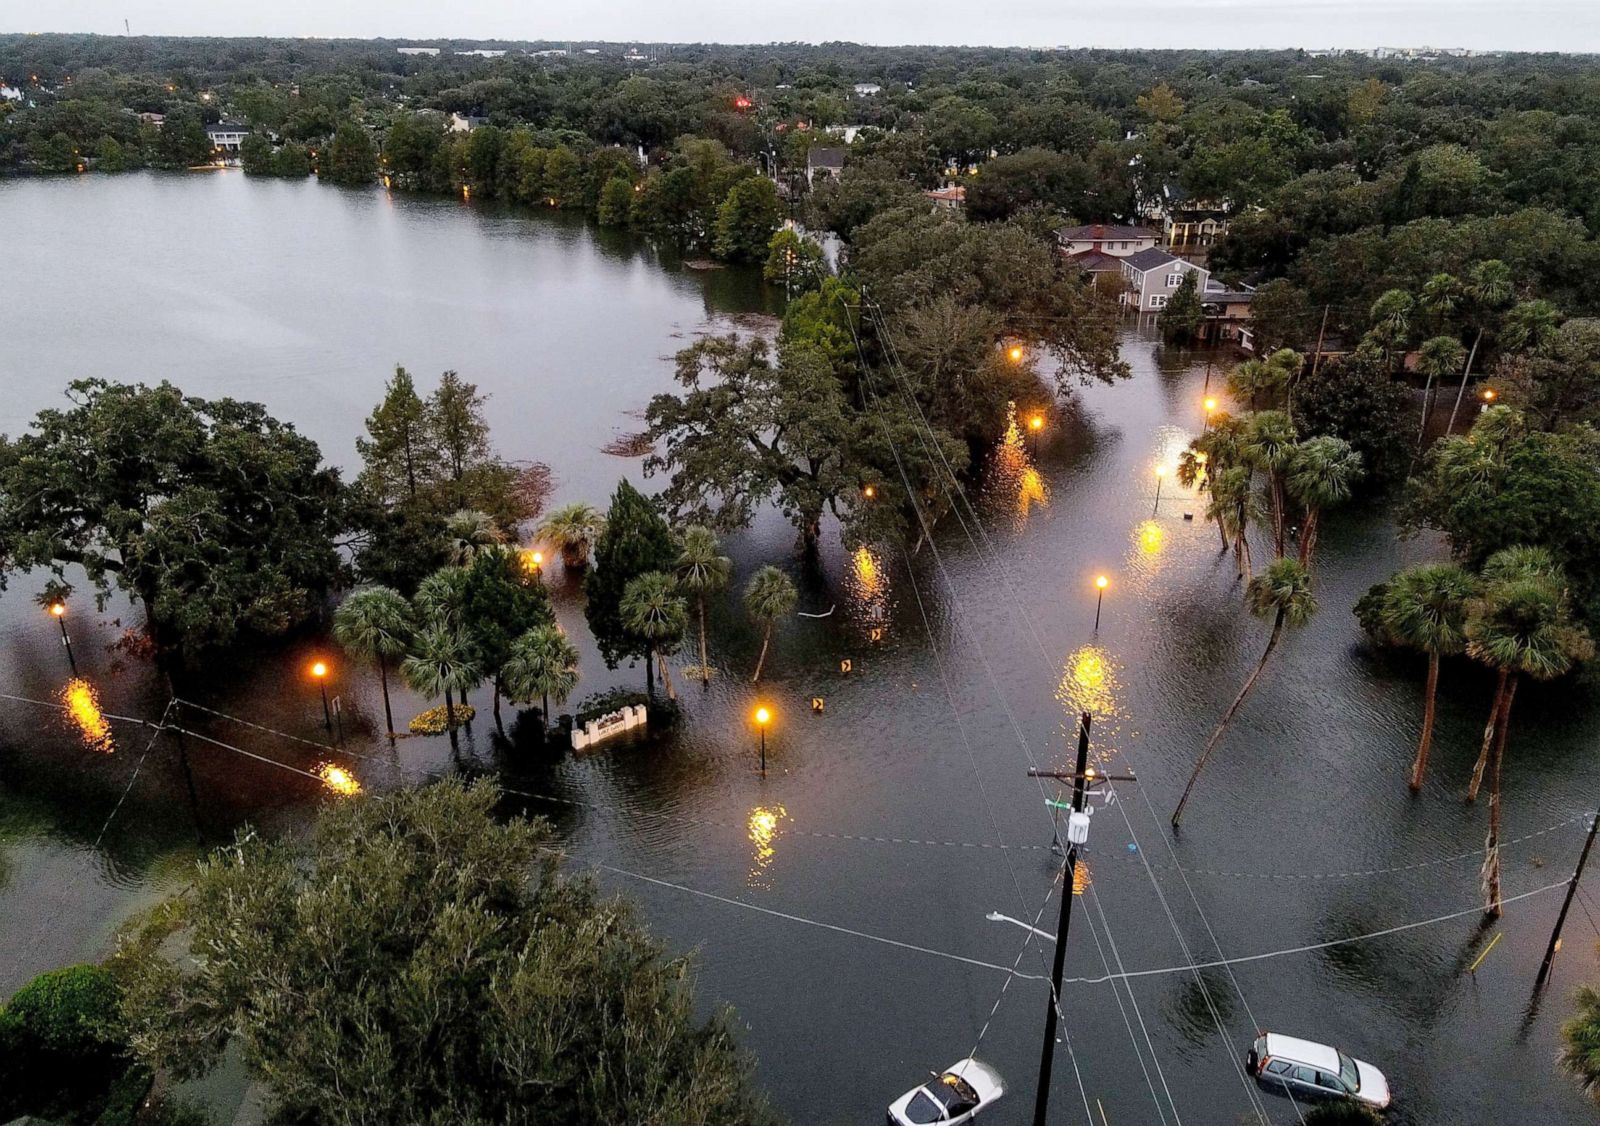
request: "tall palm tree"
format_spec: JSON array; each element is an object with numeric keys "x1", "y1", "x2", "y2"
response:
[
  {"x1": 536, "y1": 503, "x2": 605, "y2": 569},
  {"x1": 401, "y1": 623, "x2": 481, "y2": 742},
  {"x1": 1285, "y1": 436, "x2": 1363, "y2": 568},
  {"x1": 1418, "y1": 271, "x2": 1462, "y2": 329},
  {"x1": 1179, "y1": 414, "x2": 1246, "y2": 554},
  {"x1": 332, "y1": 586, "x2": 412, "y2": 738},
  {"x1": 621, "y1": 571, "x2": 688, "y2": 701},
  {"x1": 1207, "y1": 466, "x2": 1255, "y2": 580},
  {"x1": 1445, "y1": 259, "x2": 1514, "y2": 434},
  {"x1": 744, "y1": 565, "x2": 798, "y2": 682},
  {"x1": 502, "y1": 624, "x2": 580, "y2": 732},
  {"x1": 1465, "y1": 548, "x2": 1593, "y2": 916},
  {"x1": 1413, "y1": 335, "x2": 1467, "y2": 452},
  {"x1": 1172, "y1": 558, "x2": 1317, "y2": 829},
  {"x1": 443, "y1": 509, "x2": 504, "y2": 566},
  {"x1": 1242, "y1": 410, "x2": 1297, "y2": 558},
  {"x1": 1366, "y1": 288, "x2": 1416, "y2": 372},
  {"x1": 1499, "y1": 298, "x2": 1563, "y2": 358},
  {"x1": 413, "y1": 566, "x2": 471, "y2": 628},
  {"x1": 676, "y1": 524, "x2": 731, "y2": 685},
  {"x1": 1379, "y1": 563, "x2": 1477, "y2": 792}
]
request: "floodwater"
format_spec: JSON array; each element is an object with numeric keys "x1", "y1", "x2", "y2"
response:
[{"x1": 3, "y1": 171, "x2": 1600, "y2": 1125}]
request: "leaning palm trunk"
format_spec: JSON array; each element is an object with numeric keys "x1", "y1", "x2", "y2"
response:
[
  {"x1": 1297, "y1": 509, "x2": 1321, "y2": 568},
  {"x1": 1217, "y1": 518, "x2": 1230, "y2": 554},
  {"x1": 1173, "y1": 611, "x2": 1285, "y2": 829},
  {"x1": 698, "y1": 598, "x2": 710, "y2": 686},
  {"x1": 1408, "y1": 652, "x2": 1441, "y2": 793},
  {"x1": 1445, "y1": 329, "x2": 1484, "y2": 436},
  {"x1": 1270, "y1": 477, "x2": 1287, "y2": 558},
  {"x1": 752, "y1": 624, "x2": 773, "y2": 682},
  {"x1": 1415, "y1": 371, "x2": 1436, "y2": 454},
  {"x1": 1482, "y1": 675, "x2": 1519, "y2": 918},
  {"x1": 492, "y1": 676, "x2": 504, "y2": 734},
  {"x1": 378, "y1": 660, "x2": 395, "y2": 739},
  {"x1": 1467, "y1": 666, "x2": 1510, "y2": 802},
  {"x1": 658, "y1": 651, "x2": 677, "y2": 700},
  {"x1": 643, "y1": 645, "x2": 656, "y2": 700}
]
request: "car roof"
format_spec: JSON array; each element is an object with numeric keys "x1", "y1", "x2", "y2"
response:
[{"x1": 1265, "y1": 1034, "x2": 1340, "y2": 1072}]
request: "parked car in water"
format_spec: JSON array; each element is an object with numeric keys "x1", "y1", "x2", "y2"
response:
[
  {"x1": 886, "y1": 1058, "x2": 1006, "y2": 1125},
  {"x1": 1248, "y1": 1032, "x2": 1392, "y2": 1110}
]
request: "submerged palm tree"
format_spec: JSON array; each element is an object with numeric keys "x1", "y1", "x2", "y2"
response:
[
  {"x1": 502, "y1": 624, "x2": 580, "y2": 731},
  {"x1": 676, "y1": 525, "x2": 731, "y2": 685},
  {"x1": 443, "y1": 509, "x2": 504, "y2": 566},
  {"x1": 1464, "y1": 548, "x2": 1592, "y2": 916},
  {"x1": 332, "y1": 586, "x2": 412, "y2": 738},
  {"x1": 1379, "y1": 564, "x2": 1477, "y2": 792},
  {"x1": 1172, "y1": 558, "x2": 1317, "y2": 829},
  {"x1": 621, "y1": 571, "x2": 688, "y2": 701},
  {"x1": 1285, "y1": 435, "x2": 1363, "y2": 568},
  {"x1": 401, "y1": 623, "x2": 481, "y2": 742},
  {"x1": 1207, "y1": 466, "x2": 1256, "y2": 580},
  {"x1": 536, "y1": 502, "x2": 605, "y2": 569},
  {"x1": 1561, "y1": 985, "x2": 1600, "y2": 1106},
  {"x1": 1180, "y1": 415, "x2": 1246, "y2": 555},
  {"x1": 744, "y1": 566, "x2": 798, "y2": 682},
  {"x1": 1242, "y1": 411, "x2": 1297, "y2": 559}
]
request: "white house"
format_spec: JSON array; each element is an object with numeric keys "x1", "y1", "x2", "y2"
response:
[
  {"x1": 448, "y1": 113, "x2": 488, "y2": 133},
  {"x1": 205, "y1": 122, "x2": 249, "y2": 153},
  {"x1": 396, "y1": 47, "x2": 440, "y2": 56},
  {"x1": 454, "y1": 49, "x2": 507, "y2": 59},
  {"x1": 853, "y1": 82, "x2": 883, "y2": 96},
  {"x1": 1054, "y1": 223, "x2": 1159, "y2": 257},
  {"x1": 924, "y1": 185, "x2": 966, "y2": 213}
]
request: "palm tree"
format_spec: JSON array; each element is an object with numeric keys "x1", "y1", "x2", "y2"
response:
[
  {"x1": 1207, "y1": 466, "x2": 1255, "y2": 580},
  {"x1": 676, "y1": 525, "x2": 731, "y2": 685},
  {"x1": 1285, "y1": 435, "x2": 1363, "y2": 568},
  {"x1": 1560, "y1": 985, "x2": 1600, "y2": 1106},
  {"x1": 1366, "y1": 288, "x2": 1416, "y2": 371},
  {"x1": 1413, "y1": 335, "x2": 1467, "y2": 452},
  {"x1": 1418, "y1": 271, "x2": 1462, "y2": 328},
  {"x1": 1179, "y1": 414, "x2": 1245, "y2": 554},
  {"x1": 1172, "y1": 558, "x2": 1317, "y2": 829},
  {"x1": 1499, "y1": 298, "x2": 1563, "y2": 358},
  {"x1": 332, "y1": 586, "x2": 412, "y2": 738},
  {"x1": 621, "y1": 571, "x2": 688, "y2": 701},
  {"x1": 443, "y1": 509, "x2": 504, "y2": 566},
  {"x1": 744, "y1": 565, "x2": 798, "y2": 682},
  {"x1": 1444, "y1": 259, "x2": 1514, "y2": 434},
  {"x1": 1242, "y1": 410, "x2": 1297, "y2": 558},
  {"x1": 401, "y1": 623, "x2": 481, "y2": 742},
  {"x1": 536, "y1": 502, "x2": 605, "y2": 569},
  {"x1": 501, "y1": 624, "x2": 580, "y2": 732},
  {"x1": 1379, "y1": 564, "x2": 1477, "y2": 792},
  {"x1": 413, "y1": 566, "x2": 471, "y2": 628},
  {"x1": 1464, "y1": 547, "x2": 1593, "y2": 916}
]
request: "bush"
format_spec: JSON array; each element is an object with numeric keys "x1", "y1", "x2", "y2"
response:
[{"x1": 0, "y1": 964, "x2": 130, "y2": 1123}]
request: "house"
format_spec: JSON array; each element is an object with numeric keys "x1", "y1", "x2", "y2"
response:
[
  {"x1": 1119, "y1": 248, "x2": 1255, "y2": 334},
  {"x1": 1139, "y1": 182, "x2": 1234, "y2": 248},
  {"x1": 205, "y1": 122, "x2": 249, "y2": 153},
  {"x1": 924, "y1": 185, "x2": 966, "y2": 213},
  {"x1": 396, "y1": 46, "x2": 440, "y2": 56},
  {"x1": 448, "y1": 113, "x2": 489, "y2": 133},
  {"x1": 135, "y1": 111, "x2": 165, "y2": 127},
  {"x1": 806, "y1": 147, "x2": 846, "y2": 188},
  {"x1": 1063, "y1": 249, "x2": 1128, "y2": 290},
  {"x1": 454, "y1": 49, "x2": 507, "y2": 59},
  {"x1": 853, "y1": 83, "x2": 883, "y2": 96},
  {"x1": 1055, "y1": 223, "x2": 1159, "y2": 258}
]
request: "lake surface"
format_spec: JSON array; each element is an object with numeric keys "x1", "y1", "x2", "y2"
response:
[{"x1": 4, "y1": 171, "x2": 1600, "y2": 1126}]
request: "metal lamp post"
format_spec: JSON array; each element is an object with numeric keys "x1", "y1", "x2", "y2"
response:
[
  {"x1": 1093, "y1": 576, "x2": 1108, "y2": 631},
  {"x1": 311, "y1": 660, "x2": 332, "y2": 731},
  {"x1": 50, "y1": 602, "x2": 76, "y2": 675},
  {"x1": 754, "y1": 706, "x2": 771, "y2": 777}
]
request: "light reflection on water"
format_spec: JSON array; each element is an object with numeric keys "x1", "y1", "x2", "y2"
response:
[
  {"x1": 747, "y1": 804, "x2": 787, "y2": 888},
  {"x1": 60, "y1": 678, "x2": 114, "y2": 754},
  {"x1": 846, "y1": 545, "x2": 890, "y2": 642},
  {"x1": 981, "y1": 404, "x2": 1049, "y2": 531}
]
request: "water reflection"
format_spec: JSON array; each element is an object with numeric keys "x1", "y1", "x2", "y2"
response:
[
  {"x1": 315, "y1": 762, "x2": 362, "y2": 796},
  {"x1": 981, "y1": 406, "x2": 1049, "y2": 531},
  {"x1": 1134, "y1": 519, "x2": 1166, "y2": 558},
  {"x1": 747, "y1": 804, "x2": 788, "y2": 887},
  {"x1": 60, "y1": 678, "x2": 114, "y2": 754},
  {"x1": 846, "y1": 546, "x2": 890, "y2": 641}
]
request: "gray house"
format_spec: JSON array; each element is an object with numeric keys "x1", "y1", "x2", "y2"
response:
[
  {"x1": 1120, "y1": 248, "x2": 1203, "y2": 313},
  {"x1": 806, "y1": 147, "x2": 846, "y2": 188}
]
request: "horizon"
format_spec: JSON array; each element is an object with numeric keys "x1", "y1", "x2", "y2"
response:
[{"x1": 5, "y1": 0, "x2": 1599, "y2": 55}]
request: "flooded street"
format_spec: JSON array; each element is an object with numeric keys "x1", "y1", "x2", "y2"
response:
[{"x1": 3, "y1": 172, "x2": 1598, "y2": 1124}]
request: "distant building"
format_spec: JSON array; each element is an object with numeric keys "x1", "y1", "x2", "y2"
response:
[
  {"x1": 396, "y1": 46, "x2": 440, "y2": 56},
  {"x1": 448, "y1": 113, "x2": 489, "y2": 133},
  {"x1": 529, "y1": 49, "x2": 569, "y2": 57},
  {"x1": 1138, "y1": 182, "x2": 1234, "y2": 248},
  {"x1": 135, "y1": 110, "x2": 165, "y2": 127},
  {"x1": 455, "y1": 49, "x2": 507, "y2": 59},
  {"x1": 1054, "y1": 223, "x2": 1159, "y2": 258},
  {"x1": 205, "y1": 121, "x2": 249, "y2": 153},
  {"x1": 853, "y1": 82, "x2": 883, "y2": 96},
  {"x1": 1, "y1": 85, "x2": 22, "y2": 102},
  {"x1": 924, "y1": 184, "x2": 966, "y2": 213},
  {"x1": 806, "y1": 146, "x2": 846, "y2": 188}
]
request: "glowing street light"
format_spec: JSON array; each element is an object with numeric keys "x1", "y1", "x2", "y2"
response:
[
  {"x1": 1008, "y1": 345, "x2": 1025, "y2": 363},
  {"x1": 1028, "y1": 413, "x2": 1044, "y2": 456},
  {"x1": 862, "y1": 484, "x2": 876, "y2": 499},
  {"x1": 1153, "y1": 464, "x2": 1167, "y2": 516},
  {"x1": 523, "y1": 548, "x2": 545, "y2": 582},
  {"x1": 754, "y1": 705, "x2": 772, "y2": 777},
  {"x1": 1093, "y1": 575, "x2": 1109, "y2": 631},
  {"x1": 1482, "y1": 388, "x2": 1498, "y2": 402},
  {"x1": 48, "y1": 601, "x2": 76, "y2": 674},
  {"x1": 1203, "y1": 397, "x2": 1217, "y2": 430},
  {"x1": 310, "y1": 659, "x2": 333, "y2": 732}
]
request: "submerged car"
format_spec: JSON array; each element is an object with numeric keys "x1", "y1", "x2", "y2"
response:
[
  {"x1": 1248, "y1": 1032, "x2": 1392, "y2": 1110},
  {"x1": 886, "y1": 1058, "x2": 1006, "y2": 1125}
]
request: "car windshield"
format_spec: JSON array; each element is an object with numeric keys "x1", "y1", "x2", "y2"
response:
[
  {"x1": 903, "y1": 1089, "x2": 945, "y2": 1124},
  {"x1": 1338, "y1": 1052, "x2": 1359, "y2": 1091},
  {"x1": 936, "y1": 1073, "x2": 980, "y2": 1108}
]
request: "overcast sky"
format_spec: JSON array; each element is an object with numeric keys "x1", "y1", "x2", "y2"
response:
[{"x1": 5, "y1": 0, "x2": 1599, "y2": 54}]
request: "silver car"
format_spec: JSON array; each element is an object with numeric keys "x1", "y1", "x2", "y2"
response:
[
  {"x1": 886, "y1": 1058, "x2": 1006, "y2": 1125},
  {"x1": 1248, "y1": 1031, "x2": 1392, "y2": 1110}
]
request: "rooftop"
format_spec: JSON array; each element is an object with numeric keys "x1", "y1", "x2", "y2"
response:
[
  {"x1": 1056, "y1": 223, "x2": 1157, "y2": 242},
  {"x1": 1123, "y1": 247, "x2": 1185, "y2": 271},
  {"x1": 1063, "y1": 249, "x2": 1124, "y2": 272},
  {"x1": 807, "y1": 147, "x2": 846, "y2": 169}
]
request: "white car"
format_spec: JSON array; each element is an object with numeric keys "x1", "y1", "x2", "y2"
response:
[
  {"x1": 886, "y1": 1058, "x2": 1006, "y2": 1125},
  {"x1": 1248, "y1": 1032, "x2": 1392, "y2": 1110}
]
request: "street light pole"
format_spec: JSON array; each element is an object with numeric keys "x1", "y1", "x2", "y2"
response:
[
  {"x1": 50, "y1": 603, "x2": 76, "y2": 675},
  {"x1": 1030, "y1": 711, "x2": 1093, "y2": 1126},
  {"x1": 1093, "y1": 576, "x2": 1108, "y2": 631},
  {"x1": 755, "y1": 706, "x2": 771, "y2": 777},
  {"x1": 311, "y1": 661, "x2": 332, "y2": 731},
  {"x1": 1153, "y1": 466, "x2": 1166, "y2": 517},
  {"x1": 1536, "y1": 809, "x2": 1600, "y2": 990}
]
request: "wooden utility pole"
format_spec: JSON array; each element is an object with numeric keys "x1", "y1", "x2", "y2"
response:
[
  {"x1": 1309, "y1": 305, "x2": 1331, "y2": 379},
  {"x1": 1536, "y1": 810, "x2": 1600, "y2": 989}
]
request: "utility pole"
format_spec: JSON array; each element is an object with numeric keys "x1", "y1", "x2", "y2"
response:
[
  {"x1": 1309, "y1": 305, "x2": 1331, "y2": 380},
  {"x1": 1030, "y1": 712, "x2": 1092, "y2": 1126},
  {"x1": 1536, "y1": 810, "x2": 1600, "y2": 989}
]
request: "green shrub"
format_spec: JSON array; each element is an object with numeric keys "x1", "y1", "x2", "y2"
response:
[{"x1": 0, "y1": 964, "x2": 130, "y2": 1123}]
